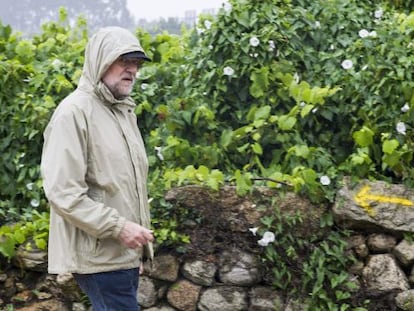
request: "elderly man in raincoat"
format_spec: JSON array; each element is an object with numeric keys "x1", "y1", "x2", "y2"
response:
[{"x1": 41, "y1": 26, "x2": 154, "y2": 310}]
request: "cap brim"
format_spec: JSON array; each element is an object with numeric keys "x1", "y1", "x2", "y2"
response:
[{"x1": 121, "y1": 51, "x2": 151, "y2": 62}]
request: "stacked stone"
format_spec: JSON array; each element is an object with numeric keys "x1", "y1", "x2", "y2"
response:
[{"x1": 138, "y1": 250, "x2": 287, "y2": 311}]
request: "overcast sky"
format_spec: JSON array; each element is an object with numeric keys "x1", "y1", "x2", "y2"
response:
[{"x1": 126, "y1": 0, "x2": 227, "y2": 20}]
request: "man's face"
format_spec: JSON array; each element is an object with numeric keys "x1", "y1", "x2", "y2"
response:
[{"x1": 101, "y1": 56, "x2": 144, "y2": 99}]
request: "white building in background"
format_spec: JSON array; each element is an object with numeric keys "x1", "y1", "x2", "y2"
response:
[
  {"x1": 184, "y1": 10, "x2": 197, "y2": 25},
  {"x1": 201, "y1": 8, "x2": 217, "y2": 16}
]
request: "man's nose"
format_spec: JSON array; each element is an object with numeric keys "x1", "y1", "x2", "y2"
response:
[{"x1": 125, "y1": 64, "x2": 138, "y2": 74}]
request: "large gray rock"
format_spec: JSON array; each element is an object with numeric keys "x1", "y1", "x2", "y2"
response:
[
  {"x1": 144, "y1": 254, "x2": 180, "y2": 282},
  {"x1": 219, "y1": 249, "x2": 261, "y2": 286},
  {"x1": 35, "y1": 273, "x2": 82, "y2": 303},
  {"x1": 13, "y1": 242, "x2": 47, "y2": 272},
  {"x1": 362, "y1": 254, "x2": 409, "y2": 293},
  {"x1": 248, "y1": 286, "x2": 284, "y2": 310},
  {"x1": 395, "y1": 289, "x2": 414, "y2": 311},
  {"x1": 333, "y1": 178, "x2": 414, "y2": 232},
  {"x1": 144, "y1": 304, "x2": 176, "y2": 311},
  {"x1": 181, "y1": 260, "x2": 217, "y2": 286},
  {"x1": 138, "y1": 276, "x2": 158, "y2": 308},
  {"x1": 198, "y1": 286, "x2": 248, "y2": 311},
  {"x1": 394, "y1": 239, "x2": 414, "y2": 267},
  {"x1": 367, "y1": 233, "x2": 397, "y2": 253},
  {"x1": 166, "y1": 279, "x2": 201, "y2": 311}
]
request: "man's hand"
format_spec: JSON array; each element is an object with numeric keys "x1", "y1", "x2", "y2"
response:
[{"x1": 118, "y1": 221, "x2": 154, "y2": 249}]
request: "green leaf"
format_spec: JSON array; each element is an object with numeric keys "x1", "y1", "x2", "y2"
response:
[
  {"x1": 278, "y1": 115, "x2": 297, "y2": 130},
  {"x1": 15, "y1": 40, "x2": 35, "y2": 62},
  {"x1": 300, "y1": 104, "x2": 315, "y2": 118},
  {"x1": 383, "y1": 153, "x2": 401, "y2": 167},
  {"x1": 382, "y1": 139, "x2": 399, "y2": 154},
  {"x1": 35, "y1": 238, "x2": 47, "y2": 250},
  {"x1": 249, "y1": 67, "x2": 269, "y2": 98},
  {"x1": 234, "y1": 170, "x2": 252, "y2": 195},
  {"x1": 220, "y1": 129, "x2": 233, "y2": 148},
  {"x1": 255, "y1": 105, "x2": 271, "y2": 120},
  {"x1": 293, "y1": 145, "x2": 310, "y2": 158},
  {"x1": 237, "y1": 10, "x2": 250, "y2": 28},
  {"x1": 14, "y1": 230, "x2": 26, "y2": 244},
  {"x1": 252, "y1": 142, "x2": 263, "y2": 155},
  {"x1": 301, "y1": 168, "x2": 317, "y2": 184},
  {"x1": 0, "y1": 237, "x2": 16, "y2": 257},
  {"x1": 181, "y1": 111, "x2": 192, "y2": 125},
  {"x1": 206, "y1": 169, "x2": 224, "y2": 190},
  {"x1": 353, "y1": 126, "x2": 374, "y2": 147}
]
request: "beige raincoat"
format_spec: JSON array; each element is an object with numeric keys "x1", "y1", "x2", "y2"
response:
[{"x1": 41, "y1": 27, "x2": 153, "y2": 274}]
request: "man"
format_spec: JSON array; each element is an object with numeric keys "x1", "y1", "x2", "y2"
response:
[{"x1": 41, "y1": 26, "x2": 154, "y2": 311}]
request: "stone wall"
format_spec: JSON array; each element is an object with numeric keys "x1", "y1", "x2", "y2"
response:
[
  {"x1": 3, "y1": 181, "x2": 414, "y2": 310},
  {"x1": 332, "y1": 178, "x2": 414, "y2": 310},
  {"x1": 138, "y1": 249, "x2": 284, "y2": 311}
]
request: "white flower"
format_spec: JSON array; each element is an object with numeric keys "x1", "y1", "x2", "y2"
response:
[
  {"x1": 258, "y1": 231, "x2": 275, "y2": 247},
  {"x1": 154, "y1": 146, "x2": 164, "y2": 161},
  {"x1": 249, "y1": 53, "x2": 258, "y2": 58},
  {"x1": 30, "y1": 199, "x2": 40, "y2": 207},
  {"x1": 315, "y1": 21, "x2": 321, "y2": 28},
  {"x1": 312, "y1": 108, "x2": 318, "y2": 114},
  {"x1": 396, "y1": 122, "x2": 407, "y2": 135},
  {"x1": 359, "y1": 29, "x2": 370, "y2": 38},
  {"x1": 141, "y1": 83, "x2": 148, "y2": 90},
  {"x1": 369, "y1": 31, "x2": 377, "y2": 37},
  {"x1": 52, "y1": 59, "x2": 62, "y2": 69},
  {"x1": 300, "y1": 101, "x2": 306, "y2": 107},
  {"x1": 208, "y1": 45, "x2": 214, "y2": 50},
  {"x1": 320, "y1": 175, "x2": 331, "y2": 186},
  {"x1": 249, "y1": 227, "x2": 258, "y2": 236},
  {"x1": 341, "y1": 59, "x2": 353, "y2": 70},
  {"x1": 223, "y1": 66, "x2": 235, "y2": 76},
  {"x1": 196, "y1": 27, "x2": 205, "y2": 35},
  {"x1": 329, "y1": 44, "x2": 335, "y2": 50},
  {"x1": 374, "y1": 9, "x2": 383, "y2": 19},
  {"x1": 401, "y1": 103, "x2": 410, "y2": 113},
  {"x1": 249, "y1": 36, "x2": 260, "y2": 47},
  {"x1": 268, "y1": 40, "x2": 275, "y2": 51},
  {"x1": 204, "y1": 20, "x2": 212, "y2": 30},
  {"x1": 293, "y1": 72, "x2": 300, "y2": 83},
  {"x1": 26, "y1": 183, "x2": 34, "y2": 191}
]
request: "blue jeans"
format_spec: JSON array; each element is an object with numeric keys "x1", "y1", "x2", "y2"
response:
[{"x1": 73, "y1": 268, "x2": 140, "y2": 311}]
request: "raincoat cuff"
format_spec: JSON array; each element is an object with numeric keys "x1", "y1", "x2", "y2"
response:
[{"x1": 112, "y1": 216, "x2": 127, "y2": 238}]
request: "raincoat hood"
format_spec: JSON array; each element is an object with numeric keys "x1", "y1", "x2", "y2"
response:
[{"x1": 78, "y1": 26, "x2": 149, "y2": 102}]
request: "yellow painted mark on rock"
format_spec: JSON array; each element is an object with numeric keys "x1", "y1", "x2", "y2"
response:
[{"x1": 354, "y1": 185, "x2": 414, "y2": 216}]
